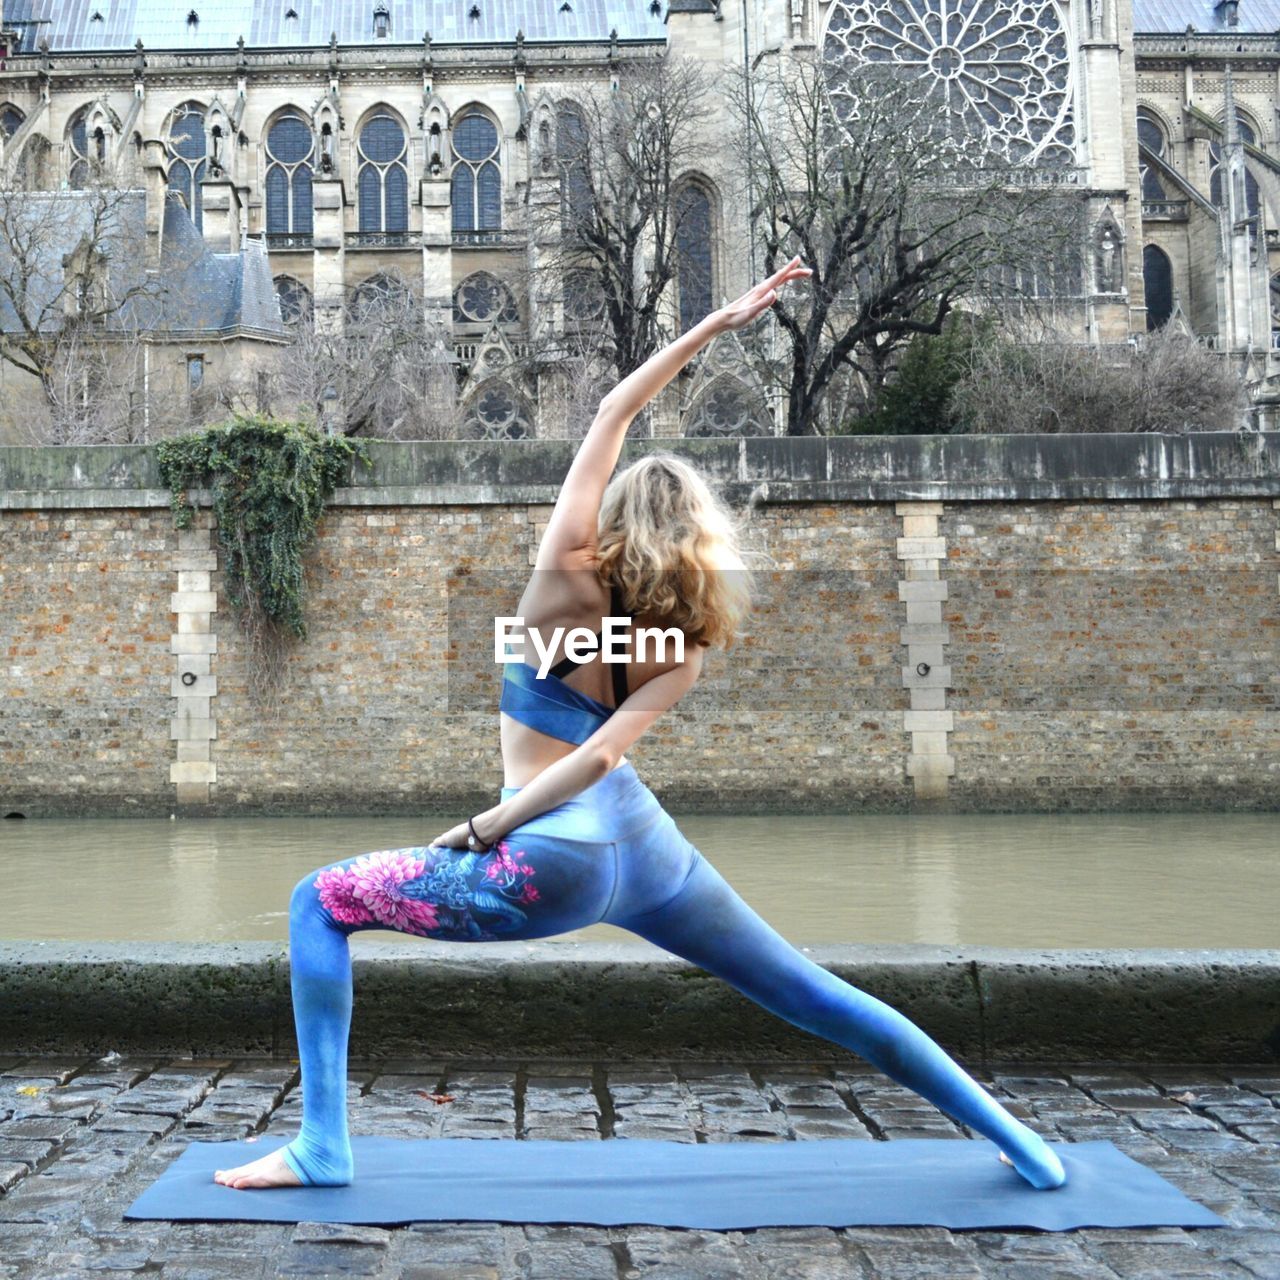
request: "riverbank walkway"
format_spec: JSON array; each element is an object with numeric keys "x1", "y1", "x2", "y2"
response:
[{"x1": 0, "y1": 1054, "x2": 1276, "y2": 1278}]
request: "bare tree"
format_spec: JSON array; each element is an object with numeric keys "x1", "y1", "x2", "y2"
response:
[
  {"x1": 270, "y1": 275, "x2": 464, "y2": 439},
  {"x1": 36, "y1": 321, "x2": 148, "y2": 444},
  {"x1": 0, "y1": 177, "x2": 167, "y2": 439},
  {"x1": 727, "y1": 51, "x2": 1085, "y2": 435},
  {"x1": 950, "y1": 325, "x2": 1248, "y2": 433},
  {"x1": 532, "y1": 329, "x2": 617, "y2": 440},
  {"x1": 521, "y1": 53, "x2": 715, "y2": 387}
]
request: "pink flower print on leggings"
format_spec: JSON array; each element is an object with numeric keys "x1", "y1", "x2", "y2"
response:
[
  {"x1": 314, "y1": 850, "x2": 440, "y2": 934},
  {"x1": 478, "y1": 847, "x2": 539, "y2": 913}
]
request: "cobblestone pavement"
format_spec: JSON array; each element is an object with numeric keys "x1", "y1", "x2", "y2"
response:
[{"x1": 0, "y1": 1055, "x2": 1277, "y2": 1279}]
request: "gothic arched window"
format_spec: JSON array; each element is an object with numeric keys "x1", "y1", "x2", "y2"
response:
[
  {"x1": 564, "y1": 268, "x2": 605, "y2": 325},
  {"x1": 1, "y1": 104, "x2": 24, "y2": 139},
  {"x1": 674, "y1": 181, "x2": 714, "y2": 333},
  {"x1": 67, "y1": 106, "x2": 93, "y2": 188},
  {"x1": 452, "y1": 271, "x2": 519, "y2": 327},
  {"x1": 14, "y1": 133, "x2": 51, "y2": 189},
  {"x1": 684, "y1": 378, "x2": 770, "y2": 437},
  {"x1": 467, "y1": 382, "x2": 531, "y2": 439},
  {"x1": 1209, "y1": 113, "x2": 1261, "y2": 220},
  {"x1": 1136, "y1": 110, "x2": 1168, "y2": 202},
  {"x1": 556, "y1": 102, "x2": 591, "y2": 230},
  {"x1": 1143, "y1": 245, "x2": 1174, "y2": 331},
  {"x1": 451, "y1": 112, "x2": 501, "y2": 233},
  {"x1": 273, "y1": 275, "x2": 313, "y2": 326},
  {"x1": 167, "y1": 103, "x2": 208, "y2": 229},
  {"x1": 349, "y1": 272, "x2": 415, "y2": 329},
  {"x1": 265, "y1": 111, "x2": 314, "y2": 238},
  {"x1": 357, "y1": 112, "x2": 409, "y2": 233}
]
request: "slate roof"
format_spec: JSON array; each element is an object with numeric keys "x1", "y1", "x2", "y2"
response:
[
  {"x1": 0, "y1": 188, "x2": 287, "y2": 340},
  {"x1": 2, "y1": 0, "x2": 668, "y2": 52},
  {"x1": 1132, "y1": 0, "x2": 1280, "y2": 31}
]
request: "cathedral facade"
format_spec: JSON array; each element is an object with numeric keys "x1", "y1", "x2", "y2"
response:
[{"x1": 0, "y1": 0, "x2": 1276, "y2": 437}]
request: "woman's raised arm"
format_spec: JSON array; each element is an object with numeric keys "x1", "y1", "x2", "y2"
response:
[{"x1": 535, "y1": 256, "x2": 813, "y2": 568}]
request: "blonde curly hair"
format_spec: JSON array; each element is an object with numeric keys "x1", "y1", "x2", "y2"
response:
[{"x1": 594, "y1": 452, "x2": 752, "y2": 649}]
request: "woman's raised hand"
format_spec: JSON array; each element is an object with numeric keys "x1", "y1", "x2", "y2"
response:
[{"x1": 714, "y1": 255, "x2": 813, "y2": 332}]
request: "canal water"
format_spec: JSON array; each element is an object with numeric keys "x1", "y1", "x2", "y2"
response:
[{"x1": 1, "y1": 810, "x2": 1275, "y2": 950}]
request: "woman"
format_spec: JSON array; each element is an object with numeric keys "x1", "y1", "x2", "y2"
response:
[{"x1": 214, "y1": 256, "x2": 1066, "y2": 1193}]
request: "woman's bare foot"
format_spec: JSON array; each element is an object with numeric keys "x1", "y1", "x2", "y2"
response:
[
  {"x1": 214, "y1": 1146, "x2": 304, "y2": 1190},
  {"x1": 998, "y1": 1145, "x2": 1067, "y2": 1189}
]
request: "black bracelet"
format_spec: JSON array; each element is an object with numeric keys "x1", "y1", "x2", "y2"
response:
[{"x1": 467, "y1": 816, "x2": 492, "y2": 852}]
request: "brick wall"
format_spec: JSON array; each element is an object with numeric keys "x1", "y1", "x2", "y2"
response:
[
  {"x1": 1, "y1": 436, "x2": 1277, "y2": 815},
  {"x1": 0, "y1": 507, "x2": 176, "y2": 809},
  {"x1": 942, "y1": 498, "x2": 1279, "y2": 809}
]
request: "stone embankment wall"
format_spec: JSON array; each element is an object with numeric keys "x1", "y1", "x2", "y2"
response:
[{"x1": 1, "y1": 433, "x2": 1277, "y2": 816}]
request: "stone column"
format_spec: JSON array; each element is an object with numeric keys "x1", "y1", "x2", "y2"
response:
[
  {"x1": 526, "y1": 503, "x2": 554, "y2": 566},
  {"x1": 896, "y1": 501, "x2": 954, "y2": 802},
  {"x1": 141, "y1": 137, "x2": 168, "y2": 260},
  {"x1": 199, "y1": 174, "x2": 241, "y2": 254},
  {"x1": 421, "y1": 175, "x2": 454, "y2": 341},
  {"x1": 169, "y1": 503, "x2": 218, "y2": 806},
  {"x1": 312, "y1": 174, "x2": 347, "y2": 334}
]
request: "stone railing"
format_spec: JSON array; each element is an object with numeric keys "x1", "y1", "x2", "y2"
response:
[
  {"x1": 345, "y1": 230, "x2": 422, "y2": 249},
  {"x1": 264, "y1": 231, "x2": 314, "y2": 250},
  {"x1": 1142, "y1": 198, "x2": 1189, "y2": 220}
]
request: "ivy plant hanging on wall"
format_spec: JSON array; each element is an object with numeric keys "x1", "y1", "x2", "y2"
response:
[{"x1": 155, "y1": 414, "x2": 373, "y2": 710}]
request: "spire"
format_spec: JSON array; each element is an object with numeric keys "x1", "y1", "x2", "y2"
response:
[{"x1": 1224, "y1": 63, "x2": 1239, "y2": 148}]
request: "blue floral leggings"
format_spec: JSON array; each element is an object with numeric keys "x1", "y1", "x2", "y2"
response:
[{"x1": 282, "y1": 762, "x2": 1066, "y2": 1190}]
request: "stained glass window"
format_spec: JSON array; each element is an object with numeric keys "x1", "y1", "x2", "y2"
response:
[
  {"x1": 822, "y1": 0, "x2": 1076, "y2": 166},
  {"x1": 273, "y1": 275, "x2": 313, "y2": 326},
  {"x1": 452, "y1": 272, "x2": 519, "y2": 326},
  {"x1": 357, "y1": 113, "x2": 409, "y2": 233},
  {"x1": 265, "y1": 111, "x2": 314, "y2": 236},
  {"x1": 167, "y1": 104, "x2": 208, "y2": 229},
  {"x1": 674, "y1": 183, "x2": 713, "y2": 333},
  {"x1": 1142, "y1": 245, "x2": 1173, "y2": 330},
  {"x1": 350, "y1": 272, "x2": 412, "y2": 326},
  {"x1": 556, "y1": 103, "x2": 591, "y2": 230},
  {"x1": 1137, "y1": 110, "x2": 1167, "y2": 202},
  {"x1": 68, "y1": 106, "x2": 92, "y2": 188},
  {"x1": 467, "y1": 382, "x2": 530, "y2": 439},
  {"x1": 684, "y1": 379, "x2": 770, "y2": 437},
  {"x1": 564, "y1": 268, "x2": 605, "y2": 323},
  {"x1": 1209, "y1": 114, "x2": 1260, "y2": 220},
  {"x1": 452, "y1": 113, "x2": 501, "y2": 232}
]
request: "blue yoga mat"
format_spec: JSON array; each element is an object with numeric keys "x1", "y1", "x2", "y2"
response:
[{"x1": 122, "y1": 1136, "x2": 1225, "y2": 1231}]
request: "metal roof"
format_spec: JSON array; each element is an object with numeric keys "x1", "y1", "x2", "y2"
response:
[
  {"x1": 2, "y1": 0, "x2": 668, "y2": 53},
  {"x1": 0, "y1": 188, "x2": 286, "y2": 339},
  {"x1": 1132, "y1": 0, "x2": 1280, "y2": 32}
]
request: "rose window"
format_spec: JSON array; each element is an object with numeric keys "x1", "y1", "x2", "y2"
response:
[
  {"x1": 468, "y1": 382, "x2": 530, "y2": 440},
  {"x1": 452, "y1": 271, "x2": 519, "y2": 327},
  {"x1": 684, "y1": 380, "x2": 769, "y2": 438},
  {"x1": 822, "y1": 0, "x2": 1075, "y2": 166}
]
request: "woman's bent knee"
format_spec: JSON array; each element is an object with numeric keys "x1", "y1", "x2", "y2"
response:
[{"x1": 292, "y1": 871, "x2": 320, "y2": 902}]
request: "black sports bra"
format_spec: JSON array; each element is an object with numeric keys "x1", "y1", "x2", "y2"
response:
[
  {"x1": 544, "y1": 581, "x2": 631, "y2": 708},
  {"x1": 498, "y1": 582, "x2": 634, "y2": 746}
]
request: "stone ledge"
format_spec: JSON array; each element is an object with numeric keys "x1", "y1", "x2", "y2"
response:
[
  {"x1": 0, "y1": 941, "x2": 1274, "y2": 1067},
  {"x1": 2, "y1": 434, "x2": 1279, "y2": 507}
]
